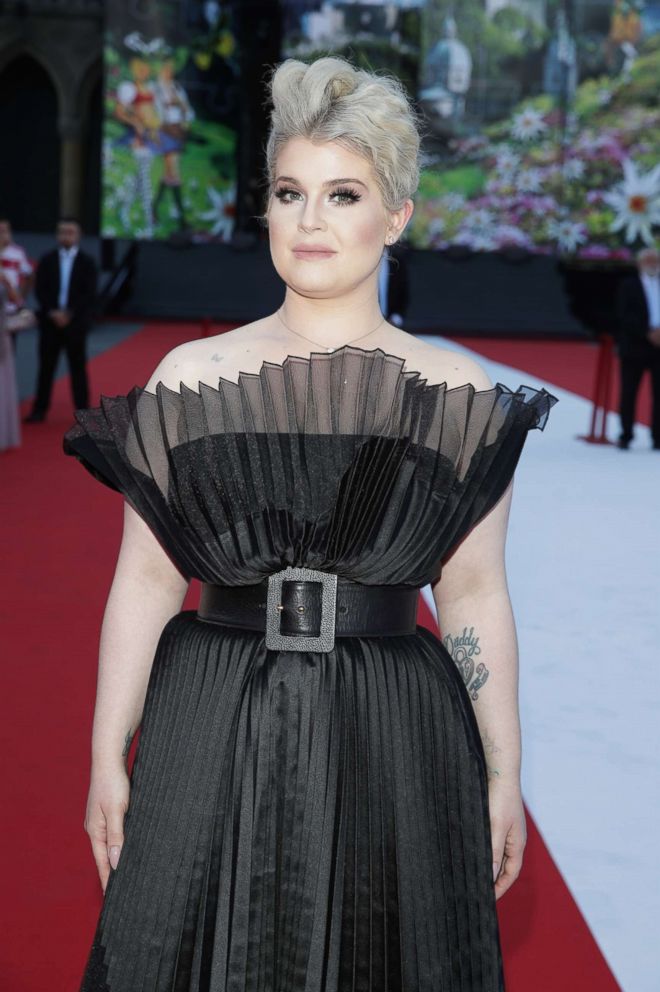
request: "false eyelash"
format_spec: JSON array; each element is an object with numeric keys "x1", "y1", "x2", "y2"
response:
[
  {"x1": 332, "y1": 187, "x2": 362, "y2": 203},
  {"x1": 273, "y1": 186, "x2": 362, "y2": 204}
]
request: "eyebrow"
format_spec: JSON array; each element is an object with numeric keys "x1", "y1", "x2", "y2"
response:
[{"x1": 275, "y1": 176, "x2": 368, "y2": 189}]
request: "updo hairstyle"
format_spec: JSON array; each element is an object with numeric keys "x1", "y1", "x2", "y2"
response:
[{"x1": 263, "y1": 56, "x2": 424, "y2": 217}]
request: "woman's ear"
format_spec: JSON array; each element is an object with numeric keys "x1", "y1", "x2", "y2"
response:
[{"x1": 386, "y1": 198, "x2": 414, "y2": 243}]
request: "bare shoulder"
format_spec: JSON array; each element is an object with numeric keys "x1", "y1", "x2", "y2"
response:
[
  {"x1": 143, "y1": 340, "x2": 201, "y2": 393},
  {"x1": 143, "y1": 318, "x2": 270, "y2": 393},
  {"x1": 383, "y1": 331, "x2": 493, "y2": 392}
]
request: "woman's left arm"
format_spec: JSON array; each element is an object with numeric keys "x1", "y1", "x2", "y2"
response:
[{"x1": 432, "y1": 480, "x2": 527, "y2": 901}]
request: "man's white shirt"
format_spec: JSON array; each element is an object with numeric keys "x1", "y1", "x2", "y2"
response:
[
  {"x1": 377, "y1": 249, "x2": 404, "y2": 328},
  {"x1": 58, "y1": 245, "x2": 79, "y2": 310},
  {"x1": 641, "y1": 271, "x2": 660, "y2": 329}
]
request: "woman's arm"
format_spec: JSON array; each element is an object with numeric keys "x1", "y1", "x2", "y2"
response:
[
  {"x1": 85, "y1": 500, "x2": 189, "y2": 892},
  {"x1": 431, "y1": 480, "x2": 527, "y2": 900},
  {"x1": 91, "y1": 500, "x2": 189, "y2": 766}
]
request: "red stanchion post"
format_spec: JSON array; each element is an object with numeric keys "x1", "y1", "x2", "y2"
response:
[
  {"x1": 577, "y1": 333, "x2": 615, "y2": 445},
  {"x1": 597, "y1": 334, "x2": 615, "y2": 443}
]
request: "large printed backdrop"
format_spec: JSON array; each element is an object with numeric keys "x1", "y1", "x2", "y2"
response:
[
  {"x1": 102, "y1": 0, "x2": 238, "y2": 242},
  {"x1": 283, "y1": 0, "x2": 660, "y2": 259}
]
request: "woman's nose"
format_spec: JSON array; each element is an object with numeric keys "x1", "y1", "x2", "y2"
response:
[{"x1": 298, "y1": 195, "x2": 326, "y2": 232}]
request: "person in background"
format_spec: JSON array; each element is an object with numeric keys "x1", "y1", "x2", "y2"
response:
[
  {"x1": 0, "y1": 281, "x2": 21, "y2": 451},
  {"x1": 615, "y1": 246, "x2": 660, "y2": 449},
  {"x1": 24, "y1": 218, "x2": 98, "y2": 423},
  {"x1": 377, "y1": 237, "x2": 410, "y2": 330},
  {"x1": 0, "y1": 218, "x2": 34, "y2": 351}
]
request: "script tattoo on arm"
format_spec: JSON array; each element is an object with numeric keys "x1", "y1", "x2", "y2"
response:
[
  {"x1": 122, "y1": 729, "x2": 134, "y2": 759},
  {"x1": 442, "y1": 626, "x2": 491, "y2": 701}
]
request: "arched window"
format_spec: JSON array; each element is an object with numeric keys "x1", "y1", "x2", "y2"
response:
[{"x1": 0, "y1": 54, "x2": 60, "y2": 231}]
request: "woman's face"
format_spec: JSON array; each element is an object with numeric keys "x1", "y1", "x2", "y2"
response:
[
  {"x1": 131, "y1": 59, "x2": 151, "y2": 83},
  {"x1": 267, "y1": 137, "x2": 412, "y2": 301}
]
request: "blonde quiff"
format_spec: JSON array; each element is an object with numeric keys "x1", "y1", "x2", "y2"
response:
[{"x1": 263, "y1": 56, "x2": 423, "y2": 215}]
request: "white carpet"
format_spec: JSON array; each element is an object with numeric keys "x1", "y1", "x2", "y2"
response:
[{"x1": 419, "y1": 335, "x2": 660, "y2": 992}]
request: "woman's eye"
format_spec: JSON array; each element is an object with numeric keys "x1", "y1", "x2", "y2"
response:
[
  {"x1": 273, "y1": 187, "x2": 362, "y2": 205},
  {"x1": 330, "y1": 187, "x2": 361, "y2": 204},
  {"x1": 274, "y1": 187, "x2": 302, "y2": 203}
]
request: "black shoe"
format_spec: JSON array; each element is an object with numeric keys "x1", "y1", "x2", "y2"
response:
[
  {"x1": 653, "y1": 442, "x2": 660, "y2": 450},
  {"x1": 617, "y1": 438, "x2": 630, "y2": 449},
  {"x1": 23, "y1": 410, "x2": 46, "y2": 423}
]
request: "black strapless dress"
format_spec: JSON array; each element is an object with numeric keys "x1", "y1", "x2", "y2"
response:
[{"x1": 63, "y1": 346, "x2": 556, "y2": 992}]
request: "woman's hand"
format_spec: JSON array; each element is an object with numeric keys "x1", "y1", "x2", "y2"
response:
[
  {"x1": 488, "y1": 780, "x2": 527, "y2": 900},
  {"x1": 84, "y1": 764, "x2": 130, "y2": 894}
]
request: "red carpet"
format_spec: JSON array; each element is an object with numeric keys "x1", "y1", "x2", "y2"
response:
[{"x1": 1, "y1": 324, "x2": 620, "y2": 990}]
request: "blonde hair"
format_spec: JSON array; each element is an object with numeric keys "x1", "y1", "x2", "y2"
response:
[{"x1": 263, "y1": 56, "x2": 423, "y2": 216}]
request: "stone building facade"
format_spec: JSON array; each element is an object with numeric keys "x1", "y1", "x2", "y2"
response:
[{"x1": 0, "y1": 0, "x2": 103, "y2": 231}]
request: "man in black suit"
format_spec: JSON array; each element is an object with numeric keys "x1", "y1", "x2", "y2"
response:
[
  {"x1": 615, "y1": 247, "x2": 660, "y2": 449},
  {"x1": 24, "y1": 218, "x2": 97, "y2": 423}
]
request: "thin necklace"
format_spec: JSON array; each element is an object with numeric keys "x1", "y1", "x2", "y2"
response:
[{"x1": 276, "y1": 307, "x2": 385, "y2": 354}]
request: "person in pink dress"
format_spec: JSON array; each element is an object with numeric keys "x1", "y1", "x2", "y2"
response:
[
  {"x1": 0, "y1": 218, "x2": 34, "y2": 322},
  {"x1": 0, "y1": 281, "x2": 21, "y2": 451}
]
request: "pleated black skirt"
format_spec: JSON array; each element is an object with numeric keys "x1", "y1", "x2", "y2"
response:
[{"x1": 81, "y1": 612, "x2": 505, "y2": 992}]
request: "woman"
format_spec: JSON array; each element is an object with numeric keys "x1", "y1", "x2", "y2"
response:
[
  {"x1": 64, "y1": 56, "x2": 557, "y2": 991},
  {"x1": 0, "y1": 282, "x2": 21, "y2": 451}
]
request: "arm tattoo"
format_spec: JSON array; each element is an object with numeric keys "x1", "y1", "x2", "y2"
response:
[
  {"x1": 442, "y1": 626, "x2": 491, "y2": 701},
  {"x1": 481, "y1": 730, "x2": 502, "y2": 781},
  {"x1": 122, "y1": 729, "x2": 134, "y2": 758}
]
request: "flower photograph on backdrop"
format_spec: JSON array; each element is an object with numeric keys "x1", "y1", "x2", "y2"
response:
[
  {"x1": 280, "y1": 0, "x2": 659, "y2": 258},
  {"x1": 411, "y1": 0, "x2": 660, "y2": 257}
]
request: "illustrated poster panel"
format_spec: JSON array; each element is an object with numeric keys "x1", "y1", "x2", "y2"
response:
[{"x1": 102, "y1": 0, "x2": 238, "y2": 241}]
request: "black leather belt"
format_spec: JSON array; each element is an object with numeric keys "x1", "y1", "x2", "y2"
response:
[{"x1": 197, "y1": 566, "x2": 419, "y2": 653}]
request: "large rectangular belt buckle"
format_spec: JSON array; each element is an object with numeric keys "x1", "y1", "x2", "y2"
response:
[{"x1": 265, "y1": 566, "x2": 338, "y2": 653}]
